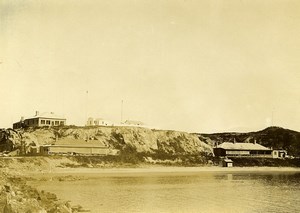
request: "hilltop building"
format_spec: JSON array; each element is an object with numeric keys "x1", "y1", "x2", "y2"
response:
[
  {"x1": 86, "y1": 117, "x2": 114, "y2": 126},
  {"x1": 123, "y1": 120, "x2": 145, "y2": 126},
  {"x1": 13, "y1": 111, "x2": 66, "y2": 129},
  {"x1": 121, "y1": 120, "x2": 158, "y2": 129}
]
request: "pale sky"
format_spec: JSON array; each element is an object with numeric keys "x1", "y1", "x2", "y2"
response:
[{"x1": 1, "y1": 0, "x2": 300, "y2": 133}]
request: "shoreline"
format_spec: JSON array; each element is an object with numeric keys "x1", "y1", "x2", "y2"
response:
[
  {"x1": 3, "y1": 162, "x2": 300, "y2": 212},
  {"x1": 27, "y1": 166, "x2": 300, "y2": 177},
  {"x1": 26, "y1": 166, "x2": 300, "y2": 212}
]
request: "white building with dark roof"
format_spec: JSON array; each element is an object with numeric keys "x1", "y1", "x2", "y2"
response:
[
  {"x1": 86, "y1": 117, "x2": 114, "y2": 126},
  {"x1": 13, "y1": 111, "x2": 66, "y2": 129}
]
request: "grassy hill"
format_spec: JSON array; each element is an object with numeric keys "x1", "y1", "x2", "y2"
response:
[{"x1": 198, "y1": 126, "x2": 300, "y2": 157}]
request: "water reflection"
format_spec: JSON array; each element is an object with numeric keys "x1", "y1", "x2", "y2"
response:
[{"x1": 33, "y1": 171, "x2": 300, "y2": 213}]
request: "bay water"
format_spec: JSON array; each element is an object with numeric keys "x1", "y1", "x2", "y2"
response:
[{"x1": 32, "y1": 170, "x2": 300, "y2": 213}]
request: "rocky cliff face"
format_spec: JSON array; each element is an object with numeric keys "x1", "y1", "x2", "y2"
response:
[
  {"x1": 0, "y1": 126, "x2": 213, "y2": 156},
  {"x1": 5, "y1": 126, "x2": 300, "y2": 157}
]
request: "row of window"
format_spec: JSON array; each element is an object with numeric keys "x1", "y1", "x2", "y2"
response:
[
  {"x1": 23, "y1": 119, "x2": 64, "y2": 126},
  {"x1": 13, "y1": 119, "x2": 65, "y2": 129},
  {"x1": 24, "y1": 119, "x2": 38, "y2": 125},
  {"x1": 40, "y1": 120, "x2": 64, "y2": 125}
]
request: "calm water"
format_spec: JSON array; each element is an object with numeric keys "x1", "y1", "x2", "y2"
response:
[{"x1": 32, "y1": 171, "x2": 300, "y2": 213}]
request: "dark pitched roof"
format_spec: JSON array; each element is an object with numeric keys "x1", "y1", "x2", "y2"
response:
[{"x1": 217, "y1": 142, "x2": 270, "y2": 151}]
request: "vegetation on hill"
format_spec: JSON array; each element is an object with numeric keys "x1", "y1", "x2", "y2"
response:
[
  {"x1": 0, "y1": 126, "x2": 213, "y2": 162},
  {"x1": 199, "y1": 126, "x2": 300, "y2": 157},
  {"x1": 1, "y1": 126, "x2": 300, "y2": 165}
]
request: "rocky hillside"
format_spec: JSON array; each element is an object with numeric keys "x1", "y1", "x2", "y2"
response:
[
  {"x1": 198, "y1": 126, "x2": 300, "y2": 157},
  {"x1": 4, "y1": 125, "x2": 299, "y2": 159},
  {"x1": 0, "y1": 126, "x2": 213, "y2": 157}
]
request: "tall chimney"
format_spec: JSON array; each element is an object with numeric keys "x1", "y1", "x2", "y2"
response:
[
  {"x1": 35, "y1": 111, "x2": 39, "y2": 116},
  {"x1": 254, "y1": 139, "x2": 257, "y2": 144}
]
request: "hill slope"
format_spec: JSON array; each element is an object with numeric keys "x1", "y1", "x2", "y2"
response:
[
  {"x1": 2, "y1": 126, "x2": 300, "y2": 158},
  {"x1": 0, "y1": 126, "x2": 213, "y2": 157},
  {"x1": 198, "y1": 127, "x2": 300, "y2": 156}
]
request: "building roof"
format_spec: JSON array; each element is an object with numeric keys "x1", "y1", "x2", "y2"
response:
[
  {"x1": 48, "y1": 144, "x2": 107, "y2": 148},
  {"x1": 124, "y1": 120, "x2": 144, "y2": 125},
  {"x1": 217, "y1": 142, "x2": 270, "y2": 151},
  {"x1": 27, "y1": 112, "x2": 66, "y2": 120},
  {"x1": 87, "y1": 117, "x2": 105, "y2": 121},
  {"x1": 55, "y1": 138, "x2": 107, "y2": 147},
  {"x1": 223, "y1": 158, "x2": 233, "y2": 163}
]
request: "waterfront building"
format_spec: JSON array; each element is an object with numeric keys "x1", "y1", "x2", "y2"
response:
[
  {"x1": 222, "y1": 158, "x2": 234, "y2": 167},
  {"x1": 39, "y1": 138, "x2": 118, "y2": 156},
  {"x1": 272, "y1": 149, "x2": 287, "y2": 158},
  {"x1": 214, "y1": 141, "x2": 273, "y2": 158},
  {"x1": 40, "y1": 144, "x2": 110, "y2": 155}
]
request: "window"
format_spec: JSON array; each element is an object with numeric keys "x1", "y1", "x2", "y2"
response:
[
  {"x1": 46, "y1": 120, "x2": 50, "y2": 125},
  {"x1": 41, "y1": 120, "x2": 45, "y2": 124},
  {"x1": 60, "y1": 121, "x2": 64, "y2": 125},
  {"x1": 55, "y1": 121, "x2": 59, "y2": 125}
]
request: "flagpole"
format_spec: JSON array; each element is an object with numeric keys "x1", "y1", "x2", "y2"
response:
[{"x1": 121, "y1": 100, "x2": 123, "y2": 124}]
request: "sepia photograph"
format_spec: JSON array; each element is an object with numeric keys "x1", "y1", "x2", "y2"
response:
[{"x1": 1, "y1": 0, "x2": 300, "y2": 212}]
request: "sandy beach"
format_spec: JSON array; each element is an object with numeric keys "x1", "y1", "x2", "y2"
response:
[{"x1": 27, "y1": 166, "x2": 300, "y2": 178}]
